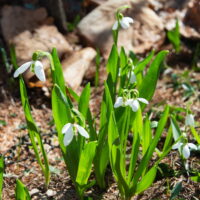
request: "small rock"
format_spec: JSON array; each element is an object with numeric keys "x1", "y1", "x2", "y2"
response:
[
  {"x1": 30, "y1": 188, "x2": 39, "y2": 196},
  {"x1": 46, "y1": 189, "x2": 56, "y2": 197},
  {"x1": 62, "y1": 47, "x2": 96, "y2": 90}
]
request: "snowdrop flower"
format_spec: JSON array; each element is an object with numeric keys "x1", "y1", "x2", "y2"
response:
[
  {"x1": 114, "y1": 96, "x2": 148, "y2": 112},
  {"x1": 112, "y1": 16, "x2": 134, "y2": 30},
  {"x1": 172, "y1": 142, "x2": 197, "y2": 159},
  {"x1": 114, "y1": 97, "x2": 125, "y2": 108},
  {"x1": 128, "y1": 71, "x2": 136, "y2": 83},
  {"x1": 125, "y1": 97, "x2": 148, "y2": 112},
  {"x1": 62, "y1": 123, "x2": 89, "y2": 146},
  {"x1": 185, "y1": 114, "x2": 195, "y2": 127},
  {"x1": 13, "y1": 60, "x2": 46, "y2": 82}
]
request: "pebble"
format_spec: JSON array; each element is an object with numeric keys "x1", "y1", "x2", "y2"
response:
[
  {"x1": 46, "y1": 189, "x2": 56, "y2": 197},
  {"x1": 30, "y1": 188, "x2": 39, "y2": 196}
]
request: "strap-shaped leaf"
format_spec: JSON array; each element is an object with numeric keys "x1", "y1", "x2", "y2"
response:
[
  {"x1": 120, "y1": 47, "x2": 127, "y2": 69},
  {"x1": 108, "y1": 112, "x2": 127, "y2": 187},
  {"x1": 135, "y1": 166, "x2": 157, "y2": 194},
  {"x1": 106, "y1": 44, "x2": 118, "y2": 83},
  {"x1": 78, "y1": 83, "x2": 90, "y2": 118},
  {"x1": 76, "y1": 141, "x2": 97, "y2": 186},
  {"x1": 15, "y1": 179, "x2": 31, "y2": 200},
  {"x1": 139, "y1": 50, "x2": 168, "y2": 109},
  {"x1": 51, "y1": 48, "x2": 66, "y2": 94},
  {"x1": 78, "y1": 83, "x2": 97, "y2": 141},
  {"x1": 142, "y1": 116, "x2": 152, "y2": 155},
  {"x1": 170, "y1": 117, "x2": 182, "y2": 141},
  {"x1": 52, "y1": 84, "x2": 79, "y2": 182},
  {"x1": 135, "y1": 50, "x2": 154, "y2": 74},
  {"x1": 190, "y1": 127, "x2": 200, "y2": 144},
  {"x1": 19, "y1": 78, "x2": 50, "y2": 186},
  {"x1": 131, "y1": 105, "x2": 169, "y2": 192},
  {"x1": 94, "y1": 83, "x2": 114, "y2": 188}
]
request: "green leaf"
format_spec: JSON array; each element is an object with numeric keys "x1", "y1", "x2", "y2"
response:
[
  {"x1": 127, "y1": 131, "x2": 140, "y2": 184},
  {"x1": 19, "y1": 78, "x2": 50, "y2": 186},
  {"x1": 79, "y1": 83, "x2": 97, "y2": 141},
  {"x1": 52, "y1": 84, "x2": 72, "y2": 153},
  {"x1": 170, "y1": 117, "x2": 182, "y2": 141},
  {"x1": 190, "y1": 173, "x2": 200, "y2": 182},
  {"x1": 10, "y1": 45, "x2": 18, "y2": 70},
  {"x1": 120, "y1": 47, "x2": 127, "y2": 69},
  {"x1": 94, "y1": 83, "x2": 113, "y2": 188},
  {"x1": 15, "y1": 179, "x2": 31, "y2": 200},
  {"x1": 78, "y1": 83, "x2": 90, "y2": 118},
  {"x1": 133, "y1": 108, "x2": 143, "y2": 143},
  {"x1": 135, "y1": 50, "x2": 154, "y2": 74},
  {"x1": 52, "y1": 84, "x2": 79, "y2": 182},
  {"x1": 0, "y1": 47, "x2": 10, "y2": 73},
  {"x1": 139, "y1": 50, "x2": 168, "y2": 109},
  {"x1": 76, "y1": 141, "x2": 97, "y2": 186},
  {"x1": 190, "y1": 126, "x2": 200, "y2": 144},
  {"x1": 106, "y1": 44, "x2": 118, "y2": 83},
  {"x1": 170, "y1": 181, "x2": 182, "y2": 200},
  {"x1": 162, "y1": 126, "x2": 173, "y2": 154},
  {"x1": 0, "y1": 156, "x2": 4, "y2": 200},
  {"x1": 136, "y1": 166, "x2": 157, "y2": 194},
  {"x1": 142, "y1": 116, "x2": 152, "y2": 155},
  {"x1": 108, "y1": 112, "x2": 128, "y2": 196},
  {"x1": 131, "y1": 106, "x2": 169, "y2": 192},
  {"x1": 51, "y1": 48, "x2": 66, "y2": 94},
  {"x1": 167, "y1": 20, "x2": 180, "y2": 52},
  {"x1": 67, "y1": 87, "x2": 80, "y2": 102}
]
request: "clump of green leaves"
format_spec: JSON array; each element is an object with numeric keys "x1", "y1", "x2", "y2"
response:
[{"x1": 12, "y1": 6, "x2": 186, "y2": 200}]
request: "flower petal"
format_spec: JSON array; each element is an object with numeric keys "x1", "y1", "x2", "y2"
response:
[
  {"x1": 172, "y1": 142, "x2": 182, "y2": 150},
  {"x1": 188, "y1": 143, "x2": 197, "y2": 150},
  {"x1": 130, "y1": 99, "x2": 139, "y2": 112},
  {"x1": 13, "y1": 61, "x2": 32, "y2": 78},
  {"x1": 74, "y1": 124, "x2": 89, "y2": 138},
  {"x1": 137, "y1": 98, "x2": 149, "y2": 104},
  {"x1": 112, "y1": 21, "x2": 119, "y2": 30},
  {"x1": 120, "y1": 18, "x2": 130, "y2": 29},
  {"x1": 129, "y1": 72, "x2": 136, "y2": 83},
  {"x1": 34, "y1": 61, "x2": 46, "y2": 82},
  {"x1": 182, "y1": 144, "x2": 190, "y2": 159},
  {"x1": 120, "y1": 17, "x2": 134, "y2": 29},
  {"x1": 123, "y1": 17, "x2": 134, "y2": 24},
  {"x1": 114, "y1": 97, "x2": 123, "y2": 108},
  {"x1": 185, "y1": 114, "x2": 195, "y2": 127},
  {"x1": 63, "y1": 129, "x2": 74, "y2": 146},
  {"x1": 124, "y1": 99, "x2": 133, "y2": 106},
  {"x1": 62, "y1": 123, "x2": 73, "y2": 134}
]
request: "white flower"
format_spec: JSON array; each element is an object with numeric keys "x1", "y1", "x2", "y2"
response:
[
  {"x1": 13, "y1": 60, "x2": 46, "y2": 82},
  {"x1": 172, "y1": 142, "x2": 197, "y2": 159},
  {"x1": 128, "y1": 71, "x2": 136, "y2": 83},
  {"x1": 114, "y1": 97, "x2": 124, "y2": 108},
  {"x1": 62, "y1": 123, "x2": 89, "y2": 146},
  {"x1": 114, "y1": 96, "x2": 148, "y2": 112},
  {"x1": 112, "y1": 16, "x2": 134, "y2": 30},
  {"x1": 185, "y1": 114, "x2": 195, "y2": 127}
]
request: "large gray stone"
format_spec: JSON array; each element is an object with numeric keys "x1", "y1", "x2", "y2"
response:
[
  {"x1": 77, "y1": 0, "x2": 165, "y2": 56},
  {"x1": 62, "y1": 47, "x2": 96, "y2": 90}
]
